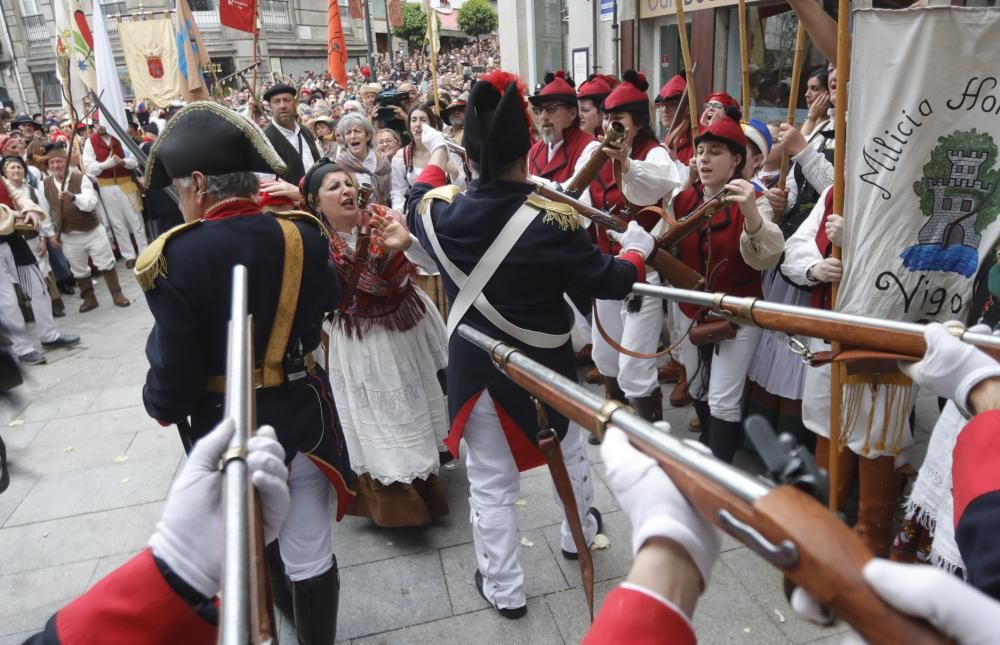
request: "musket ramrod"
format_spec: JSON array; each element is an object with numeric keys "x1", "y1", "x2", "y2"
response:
[
  {"x1": 457, "y1": 323, "x2": 946, "y2": 643},
  {"x1": 633, "y1": 284, "x2": 1000, "y2": 361}
]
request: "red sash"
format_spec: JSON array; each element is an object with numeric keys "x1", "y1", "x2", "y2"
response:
[{"x1": 811, "y1": 189, "x2": 836, "y2": 310}]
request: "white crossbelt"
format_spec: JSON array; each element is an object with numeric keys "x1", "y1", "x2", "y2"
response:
[{"x1": 420, "y1": 198, "x2": 572, "y2": 349}]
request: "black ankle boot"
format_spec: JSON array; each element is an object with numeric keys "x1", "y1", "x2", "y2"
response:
[
  {"x1": 292, "y1": 556, "x2": 340, "y2": 645},
  {"x1": 708, "y1": 417, "x2": 743, "y2": 464},
  {"x1": 266, "y1": 541, "x2": 294, "y2": 620},
  {"x1": 693, "y1": 401, "x2": 712, "y2": 446},
  {"x1": 629, "y1": 388, "x2": 664, "y2": 423}
]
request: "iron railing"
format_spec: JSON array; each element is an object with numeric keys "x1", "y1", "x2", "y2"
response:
[
  {"x1": 23, "y1": 14, "x2": 49, "y2": 47},
  {"x1": 260, "y1": 0, "x2": 292, "y2": 32}
]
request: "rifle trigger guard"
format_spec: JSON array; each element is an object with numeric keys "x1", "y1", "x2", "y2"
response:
[
  {"x1": 593, "y1": 399, "x2": 626, "y2": 442},
  {"x1": 718, "y1": 509, "x2": 799, "y2": 569}
]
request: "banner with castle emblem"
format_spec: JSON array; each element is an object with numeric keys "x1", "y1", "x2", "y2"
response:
[
  {"x1": 117, "y1": 19, "x2": 183, "y2": 109},
  {"x1": 839, "y1": 7, "x2": 1000, "y2": 322}
]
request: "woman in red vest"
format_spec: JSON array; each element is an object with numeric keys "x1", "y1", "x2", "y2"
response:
[
  {"x1": 588, "y1": 70, "x2": 681, "y2": 422},
  {"x1": 672, "y1": 110, "x2": 784, "y2": 462}
]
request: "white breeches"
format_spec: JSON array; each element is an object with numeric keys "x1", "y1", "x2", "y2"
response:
[
  {"x1": 678, "y1": 324, "x2": 762, "y2": 422},
  {"x1": 98, "y1": 185, "x2": 147, "y2": 259},
  {"x1": 63, "y1": 227, "x2": 117, "y2": 278},
  {"x1": 0, "y1": 244, "x2": 58, "y2": 355},
  {"x1": 463, "y1": 391, "x2": 597, "y2": 609},
  {"x1": 591, "y1": 272, "x2": 664, "y2": 398},
  {"x1": 278, "y1": 453, "x2": 333, "y2": 581}
]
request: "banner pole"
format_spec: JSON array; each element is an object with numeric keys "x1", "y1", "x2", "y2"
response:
[
  {"x1": 738, "y1": 0, "x2": 751, "y2": 114},
  {"x1": 674, "y1": 0, "x2": 699, "y2": 138},
  {"x1": 828, "y1": 0, "x2": 851, "y2": 513},
  {"x1": 778, "y1": 22, "x2": 807, "y2": 191}
]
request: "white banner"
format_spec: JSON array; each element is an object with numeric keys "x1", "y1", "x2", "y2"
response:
[
  {"x1": 118, "y1": 19, "x2": 182, "y2": 108},
  {"x1": 840, "y1": 7, "x2": 1000, "y2": 322}
]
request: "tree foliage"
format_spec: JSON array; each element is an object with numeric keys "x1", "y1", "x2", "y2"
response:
[
  {"x1": 457, "y1": 0, "x2": 498, "y2": 40},
  {"x1": 393, "y1": 2, "x2": 431, "y2": 48},
  {"x1": 913, "y1": 128, "x2": 1000, "y2": 233}
]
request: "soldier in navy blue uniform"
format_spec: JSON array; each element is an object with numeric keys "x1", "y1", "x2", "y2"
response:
[
  {"x1": 403, "y1": 71, "x2": 656, "y2": 618},
  {"x1": 134, "y1": 101, "x2": 350, "y2": 644}
]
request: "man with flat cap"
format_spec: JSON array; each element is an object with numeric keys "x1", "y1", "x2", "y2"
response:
[
  {"x1": 262, "y1": 83, "x2": 321, "y2": 186},
  {"x1": 527, "y1": 71, "x2": 600, "y2": 184},
  {"x1": 403, "y1": 71, "x2": 656, "y2": 619},
  {"x1": 135, "y1": 101, "x2": 351, "y2": 644}
]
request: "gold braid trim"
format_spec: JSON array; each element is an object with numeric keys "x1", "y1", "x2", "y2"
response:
[
  {"x1": 418, "y1": 184, "x2": 462, "y2": 213},
  {"x1": 840, "y1": 371, "x2": 913, "y2": 456},
  {"x1": 271, "y1": 210, "x2": 331, "y2": 239},
  {"x1": 525, "y1": 194, "x2": 580, "y2": 231},
  {"x1": 143, "y1": 101, "x2": 287, "y2": 186},
  {"x1": 133, "y1": 220, "x2": 202, "y2": 292}
]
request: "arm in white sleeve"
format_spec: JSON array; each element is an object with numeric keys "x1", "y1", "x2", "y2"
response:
[
  {"x1": 120, "y1": 144, "x2": 138, "y2": 170},
  {"x1": 621, "y1": 146, "x2": 680, "y2": 206},
  {"x1": 447, "y1": 151, "x2": 467, "y2": 190},
  {"x1": 82, "y1": 139, "x2": 105, "y2": 176},
  {"x1": 780, "y1": 188, "x2": 830, "y2": 285},
  {"x1": 390, "y1": 152, "x2": 408, "y2": 212},
  {"x1": 403, "y1": 234, "x2": 439, "y2": 274},
  {"x1": 73, "y1": 172, "x2": 99, "y2": 212},
  {"x1": 791, "y1": 144, "x2": 833, "y2": 196},
  {"x1": 784, "y1": 174, "x2": 799, "y2": 217},
  {"x1": 674, "y1": 159, "x2": 690, "y2": 186},
  {"x1": 739, "y1": 200, "x2": 785, "y2": 271}
]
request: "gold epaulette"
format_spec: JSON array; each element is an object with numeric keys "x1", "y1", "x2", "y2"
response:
[
  {"x1": 525, "y1": 193, "x2": 579, "y2": 232},
  {"x1": 419, "y1": 184, "x2": 463, "y2": 212},
  {"x1": 270, "y1": 209, "x2": 331, "y2": 239},
  {"x1": 134, "y1": 220, "x2": 201, "y2": 293}
]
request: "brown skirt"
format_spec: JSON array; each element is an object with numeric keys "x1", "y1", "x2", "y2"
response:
[
  {"x1": 346, "y1": 472, "x2": 450, "y2": 528},
  {"x1": 411, "y1": 274, "x2": 449, "y2": 321}
]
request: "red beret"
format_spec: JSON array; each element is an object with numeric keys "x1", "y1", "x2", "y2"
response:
[
  {"x1": 696, "y1": 111, "x2": 747, "y2": 151},
  {"x1": 577, "y1": 74, "x2": 616, "y2": 102},
  {"x1": 529, "y1": 70, "x2": 577, "y2": 107},
  {"x1": 602, "y1": 70, "x2": 649, "y2": 113},
  {"x1": 704, "y1": 92, "x2": 742, "y2": 118},
  {"x1": 656, "y1": 75, "x2": 686, "y2": 102}
]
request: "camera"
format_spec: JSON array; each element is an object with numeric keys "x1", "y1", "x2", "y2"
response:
[{"x1": 374, "y1": 87, "x2": 408, "y2": 134}]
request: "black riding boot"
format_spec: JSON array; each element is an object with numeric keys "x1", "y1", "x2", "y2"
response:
[
  {"x1": 693, "y1": 401, "x2": 712, "y2": 447},
  {"x1": 708, "y1": 417, "x2": 743, "y2": 464},
  {"x1": 291, "y1": 556, "x2": 341, "y2": 645}
]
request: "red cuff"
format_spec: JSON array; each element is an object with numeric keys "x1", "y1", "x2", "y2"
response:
[
  {"x1": 619, "y1": 250, "x2": 647, "y2": 283},
  {"x1": 415, "y1": 164, "x2": 447, "y2": 188},
  {"x1": 56, "y1": 548, "x2": 216, "y2": 645},
  {"x1": 953, "y1": 410, "x2": 1000, "y2": 524},
  {"x1": 583, "y1": 587, "x2": 696, "y2": 645}
]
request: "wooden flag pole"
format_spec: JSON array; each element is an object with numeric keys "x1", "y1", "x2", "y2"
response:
[
  {"x1": 828, "y1": 0, "x2": 851, "y2": 512},
  {"x1": 423, "y1": 0, "x2": 441, "y2": 116},
  {"x1": 738, "y1": 0, "x2": 751, "y2": 114},
  {"x1": 674, "y1": 0, "x2": 699, "y2": 138},
  {"x1": 778, "y1": 22, "x2": 807, "y2": 191}
]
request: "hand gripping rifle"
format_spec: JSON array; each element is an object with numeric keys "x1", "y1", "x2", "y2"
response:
[
  {"x1": 341, "y1": 185, "x2": 374, "y2": 309},
  {"x1": 631, "y1": 284, "x2": 1000, "y2": 361},
  {"x1": 219, "y1": 266, "x2": 275, "y2": 645},
  {"x1": 457, "y1": 323, "x2": 948, "y2": 643}
]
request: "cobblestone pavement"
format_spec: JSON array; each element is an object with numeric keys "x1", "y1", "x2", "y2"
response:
[{"x1": 0, "y1": 264, "x2": 861, "y2": 644}]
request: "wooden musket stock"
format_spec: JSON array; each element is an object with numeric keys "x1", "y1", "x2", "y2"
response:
[
  {"x1": 633, "y1": 284, "x2": 1000, "y2": 361},
  {"x1": 563, "y1": 121, "x2": 626, "y2": 197},
  {"x1": 458, "y1": 324, "x2": 947, "y2": 644},
  {"x1": 343, "y1": 185, "x2": 374, "y2": 307}
]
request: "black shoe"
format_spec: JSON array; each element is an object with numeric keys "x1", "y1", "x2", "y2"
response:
[
  {"x1": 291, "y1": 556, "x2": 340, "y2": 644},
  {"x1": 439, "y1": 450, "x2": 455, "y2": 466},
  {"x1": 18, "y1": 351, "x2": 46, "y2": 365},
  {"x1": 58, "y1": 284, "x2": 75, "y2": 296},
  {"x1": 0, "y1": 435, "x2": 9, "y2": 494},
  {"x1": 41, "y1": 334, "x2": 80, "y2": 349},
  {"x1": 474, "y1": 570, "x2": 526, "y2": 619},
  {"x1": 562, "y1": 507, "x2": 603, "y2": 560}
]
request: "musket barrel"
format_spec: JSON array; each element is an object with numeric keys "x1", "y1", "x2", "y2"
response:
[
  {"x1": 457, "y1": 324, "x2": 769, "y2": 504},
  {"x1": 633, "y1": 283, "x2": 1000, "y2": 355},
  {"x1": 220, "y1": 266, "x2": 253, "y2": 645}
]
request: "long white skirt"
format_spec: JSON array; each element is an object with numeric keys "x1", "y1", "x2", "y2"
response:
[
  {"x1": 747, "y1": 268, "x2": 812, "y2": 400},
  {"x1": 326, "y1": 288, "x2": 450, "y2": 485}
]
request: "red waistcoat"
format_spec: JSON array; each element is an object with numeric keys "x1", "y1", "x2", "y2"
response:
[
  {"x1": 89, "y1": 133, "x2": 131, "y2": 180},
  {"x1": 674, "y1": 187, "x2": 765, "y2": 319},
  {"x1": 528, "y1": 126, "x2": 596, "y2": 183},
  {"x1": 589, "y1": 137, "x2": 663, "y2": 254},
  {"x1": 811, "y1": 189, "x2": 836, "y2": 310}
]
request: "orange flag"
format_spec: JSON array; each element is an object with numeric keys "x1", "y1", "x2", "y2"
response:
[
  {"x1": 388, "y1": 0, "x2": 403, "y2": 28},
  {"x1": 348, "y1": 0, "x2": 363, "y2": 19},
  {"x1": 327, "y1": 0, "x2": 348, "y2": 88}
]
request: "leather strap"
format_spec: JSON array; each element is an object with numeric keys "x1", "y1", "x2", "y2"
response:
[
  {"x1": 421, "y1": 199, "x2": 571, "y2": 348},
  {"x1": 205, "y1": 355, "x2": 316, "y2": 394},
  {"x1": 263, "y1": 219, "x2": 305, "y2": 388},
  {"x1": 592, "y1": 298, "x2": 694, "y2": 360},
  {"x1": 538, "y1": 429, "x2": 595, "y2": 621}
]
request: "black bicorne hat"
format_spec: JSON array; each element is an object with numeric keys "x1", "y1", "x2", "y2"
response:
[
  {"x1": 463, "y1": 72, "x2": 532, "y2": 187},
  {"x1": 143, "y1": 101, "x2": 286, "y2": 189}
]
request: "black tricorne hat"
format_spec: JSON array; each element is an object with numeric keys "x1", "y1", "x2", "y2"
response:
[
  {"x1": 263, "y1": 83, "x2": 297, "y2": 102},
  {"x1": 463, "y1": 71, "x2": 532, "y2": 187},
  {"x1": 143, "y1": 101, "x2": 286, "y2": 190},
  {"x1": 11, "y1": 114, "x2": 41, "y2": 130}
]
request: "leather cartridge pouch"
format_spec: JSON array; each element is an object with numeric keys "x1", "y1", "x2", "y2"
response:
[{"x1": 689, "y1": 319, "x2": 738, "y2": 346}]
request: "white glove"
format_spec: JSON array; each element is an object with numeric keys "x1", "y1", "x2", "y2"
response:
[
  {"x1": 864, "y1": 558, "x2": 1000, "y2": 645},
  {"x1": 808, "y1": 257, "x2": 842, "y2": 283},
  {"x1": 611, "y1": 220, "x2": 654, "y2": 259},
  {"x1": 900, "y1": 322, "x2": 1000, "y2": 413},
  {"x1": 149, "y1": 420, "x2": 290, "y2": 598},
  {"x1": 420, "y1": 124, "x2": 448, "y2": 153},
  {"x1": 601, "y1": 426, "x2": 720, "y2": 584}
]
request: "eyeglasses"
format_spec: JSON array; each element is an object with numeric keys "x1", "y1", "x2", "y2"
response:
[
  {"x1": 533, "y1": 105, "x2": 565, "y2": 116},
  {"x1": 705, "y1": 101, "x2": 725, "y2": 111}
]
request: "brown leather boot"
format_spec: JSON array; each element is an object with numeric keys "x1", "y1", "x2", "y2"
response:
[
  {"x1": 855, "y1": 455, "x2": 901, "y2": 557},
  {"x1": 602, "y1": 375, "x2": 627, "y2": 403},
  {"x1": 585, "y1": 366, "x2": 602, "y2": 384},
  {"x1": 575, "y1": 343, "x2": 593, "y2": 366},
  {"x1": 669, "y1": 374, "x2": 692, "y2": 406},
  {"x1": 45, "y1": 274, "x2": 65, "y2": 318},
  {"x1": 77, "y1": 278, "x2": 99, "y2": 313},
  {"x1": 657, "y1": 359, "x2": 685, "y2": 383},
  {"x1": 629, "y1": 388, "x2": 664, "y2": 423},
  {"x1": 102, "y1": 270, "x2": 131, "y2": 307}
]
